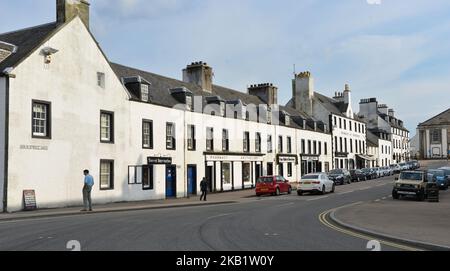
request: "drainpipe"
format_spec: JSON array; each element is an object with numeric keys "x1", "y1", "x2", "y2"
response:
[{"x1": 2, "y1": 74, "x2": 10, "y2": 213}]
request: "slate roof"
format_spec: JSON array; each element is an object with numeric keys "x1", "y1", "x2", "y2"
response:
[
  {"x1": 378, "y1": 113, "x2": 409, "y2": 132},
  {"x1": 418, "y1": 108, "x2": 450, "y2": 127},
  {"x1": 111, "y1": 63, "x2": 326, "y2": 133},
  {"x1": 366, "y1": 130, "x2": 379, "y2": 148},
  {"x1": 0, "y1": 22, "x2": 58, "y2": 73}
]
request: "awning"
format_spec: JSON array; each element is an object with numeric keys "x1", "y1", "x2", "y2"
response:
[{"x1": 356, "y1": 154, "x2": 376, "y2": 161}]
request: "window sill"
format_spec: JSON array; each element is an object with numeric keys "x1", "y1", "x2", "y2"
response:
[{"x1": 32, "y1": 135, "x2": 52, "y2": 140}]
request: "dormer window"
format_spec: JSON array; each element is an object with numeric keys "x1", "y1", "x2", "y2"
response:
[
  {"x1": 267, "y1": 108, "x2": 272, "y2": 124},
  {"x1": 141, "y1": 84, "x2": 149, "y2": 102},
  {"x1": 220, "y1": 102, "x2": 225, "y2": 117},
  {"x1": 186, "y1": 95, "x2": 193, "y2": 111},
  {"x1": 285, "y1": 115, "x2": 290, "y2": 126}
]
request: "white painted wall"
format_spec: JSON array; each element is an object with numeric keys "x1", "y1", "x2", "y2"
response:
[
  {"x1": 6, "y1": 19, "x2": 134, "y2": 211},
  {"x1": 0, "y1": 76, "x2": 5, "y2": 211}
]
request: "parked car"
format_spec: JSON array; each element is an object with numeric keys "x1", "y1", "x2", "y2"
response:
[
  {"x1": 438, "y1": 167, "x2": 450, "y2": 179},
  {"x1": 361, "y1": 168, "x2": 377, "y2": 180},
  {"x1": 398, "y1": 163, "x2": 409, "y2": 171},
  {"x1": 350, "y1": 169, "x2": 367, "y2": 182},
  {"x1": 427, "y1": 169, "x2": 449, "y2": 190},
  {"x1": 383, "y1": 166, "x2": 393, "y2": 176},
  {"x1": 297, "y1": 173, "x2": 335, "y2": 195},
  {"x1": 256, "y1": 176, "x2": 292, "y2": 196},
  {"x1": 390, "y1": 164, "x2": 401, "y2": 174},
  {"x1": 410, "y1": 160, "x2": 421, "y2": 170},
  {"x1": 392, "y1": 171, "x2": 428, "y2": 201},
  {"x1": 373, "y1": 167, "x2": 383, "y2": 178},
  {"x1": 328, "y1": 169, "x2": 351, "y2": 185}
]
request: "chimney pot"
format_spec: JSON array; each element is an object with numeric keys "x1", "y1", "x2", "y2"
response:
[{"x1": 57, "y1": 0, "x2": 90, "y2": 28}]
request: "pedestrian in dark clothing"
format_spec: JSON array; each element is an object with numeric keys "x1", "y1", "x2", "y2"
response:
[
  {"x1": 82, "y1": 169, "x2": 94, "y2": 212},
  {"x1": 200, "y1": 177, "x2": 208, "y2": 201}
]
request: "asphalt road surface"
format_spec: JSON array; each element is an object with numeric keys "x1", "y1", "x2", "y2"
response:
[{"x1": 0, "y1": 176, "x2": 406, "y2": 251}]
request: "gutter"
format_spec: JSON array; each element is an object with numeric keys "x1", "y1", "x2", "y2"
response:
[{"x1": 2, "y1": 72, "x2": 10, "y2": 213}]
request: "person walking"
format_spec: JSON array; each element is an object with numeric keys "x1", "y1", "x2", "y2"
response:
[
  {"x1": 82, "y1": 169, "x2": 94, "y2": 212},
  {"x1": 200, "y1": 177, "x2": 208, "y2": 202}
]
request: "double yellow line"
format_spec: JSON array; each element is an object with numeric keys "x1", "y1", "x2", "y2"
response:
[{"x1": 318, "y1": 204, "x2": 424, "y2": 251}]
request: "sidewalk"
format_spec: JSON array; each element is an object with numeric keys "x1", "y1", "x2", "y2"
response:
[
  {"x1": 0, "y1": 189, "x2": 255, "y2": 222},
  {"x1": 332, "y1": 190, "x2": 450, "y2": 249}
]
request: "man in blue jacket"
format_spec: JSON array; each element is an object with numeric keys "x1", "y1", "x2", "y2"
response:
[{"x1": 82, "y1": 169, "x2": 94, "y2": 212}]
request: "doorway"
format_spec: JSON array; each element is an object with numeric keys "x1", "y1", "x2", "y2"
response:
[
  {"x1": 205, "y1": 166, "x2": 214, "y2": 192},
  {"x1": 267, "y1": 162, "x2": 273, "y2": 176},
  {"x1": 187, "y1": 165, "x2": 197, "y2": 195},
  {"x1": 166, "y1": 165, "x2": 177, "y2": 198}
]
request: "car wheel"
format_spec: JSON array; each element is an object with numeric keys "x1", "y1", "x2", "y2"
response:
[
  {"x1": 288, "y1": 187, "x2": 292, "y2": 195},
  {"x1": 275, "y1": 188, "x2": 280, "y2": 196},
  {"x1": 331, "y1": 184, "x2": 336, "y2": 193},
  {"x1": 297, "y1": 190, "x2": 303, "y2": 196},
  {"x1": 417, "y1": 191, "x2": 425, "y2": 202},
  {"x1": 392, "y1": 191, "x2": 399, "y2": 200}
]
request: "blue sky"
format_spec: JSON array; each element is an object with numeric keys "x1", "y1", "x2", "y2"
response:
[{"x1": 1, "y1": 0, "x2": 450, "y2": 134}]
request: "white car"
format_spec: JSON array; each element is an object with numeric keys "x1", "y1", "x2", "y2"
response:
[{"x1": 297, "y1": 173, "x2": 335, "y2": 195}]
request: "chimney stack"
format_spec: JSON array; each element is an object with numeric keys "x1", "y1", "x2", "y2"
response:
[
  {"x1": 57, "y1": 0, "x2": 90, "y2": 28},
  {"x1": 293, "y1": 71, "x2": 314, "y2": 116},
  {"x1": 248, "y1": 83, "x2": 278, "y2": 105},
  {"x1": 343, "y1": 84, "x2": 351, "y2": 105},
  {"x1": 183, "y1": 61, "x2": 213, "y2": 93}
]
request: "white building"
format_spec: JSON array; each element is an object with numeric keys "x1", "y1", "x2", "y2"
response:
[
  {"x1": 359, "y1": 98, "x2": 410, "y2": 164},
  {"x1": 0, "y1": 0, "x2": 332, "y2": 212},
  {"x1": 417, "y1": 108, "x2": 450, "y2": 159},
  {"x1": 287, "y1": 72, "x2": 368, "y2": 170}
]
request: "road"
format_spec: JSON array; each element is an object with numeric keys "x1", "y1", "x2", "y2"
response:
[
  {"x1": 0, "y1": 177, "x2": 403, "y2": 251},
  {"x1": 0, "y1": 161, "x2": 446, "y2": 251}
]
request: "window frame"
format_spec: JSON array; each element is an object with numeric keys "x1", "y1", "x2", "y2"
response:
[
  {"x1": 31, "y1": 100, "x2": 52, "y2": 139},
  {"x1": 166, "y1": 122, "x2": 176, "y2": 150},
  {"x1": 99, "y1": 159, "x2": 114, "y2": 191},
  {"x1": 187, "y1": 124, "x2": 196, "y2": 151},
  {"x1": 255, "y1": 132, "x2": 262, "y2": 153},
  {"x1": 222, "y1": 129, "x2": 229, "y2": 152},
  {"x1": 243, "y1": 132, "x2": 250, "y2": 153},
  {"x1": 100, "y1": 110, "x2": 114, "y2": 144},
  {"x1": 142, "y1": 119, "x2": 154, "y2": 149}
]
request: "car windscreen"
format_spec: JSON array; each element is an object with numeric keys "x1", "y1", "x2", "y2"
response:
[
  {"x1": 302, "y1": 175, "x2": 319, "y2": 180},
  {"x1": 257, "y1": 177, "x2": 273, "y2": 183},
  {"x1": 400, "y1": 172, "x2": 423, "y2": 181},
  {"x1": 428, "y1": 170, "x2": 444, "y2": 177},
  {"x1": 329, "y1": 170, "x2": 342, "y2": 174}
]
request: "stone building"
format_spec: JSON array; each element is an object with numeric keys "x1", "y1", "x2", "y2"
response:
[{"x1": 417, "y1": 108, "x2": 450, "y2": 159}]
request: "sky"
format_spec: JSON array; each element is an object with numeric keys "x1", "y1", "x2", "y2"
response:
[{"x1": 1, "y1": 0, "x2": 450, "y2": 134}]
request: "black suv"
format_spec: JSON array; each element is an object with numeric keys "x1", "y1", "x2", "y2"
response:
[{"x1": 328, "y1": 169, "x2": 351, "y2": 185}]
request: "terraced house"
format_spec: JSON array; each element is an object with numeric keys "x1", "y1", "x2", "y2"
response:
[
  {"x1": 359, "y1": 98, "x2": 410, "y2": 164},
  {"x1": 0, "y1": 0, "x2": 334, "y2": 212}
]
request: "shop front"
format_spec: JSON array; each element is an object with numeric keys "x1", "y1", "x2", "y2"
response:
[
  {"x1": 204, "y1": 152, "x2": 265, "y2": 192},
  {"x1": 277, "y1": 155, "x2": 298, "y2": 179},
  {"x1": 334, "y1": 152, "x2": 349, "y2": 170},
  {"x1": 356, "y1": 154, "x2": 376, "y2": 169},
  {"x1": 300, "y1": 155, "x2": 321, "y2": 176}
]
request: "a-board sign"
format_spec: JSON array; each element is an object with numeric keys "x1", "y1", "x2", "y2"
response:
[{"x1": 23, "y1": 190, "x2": 37, "y2": 211}]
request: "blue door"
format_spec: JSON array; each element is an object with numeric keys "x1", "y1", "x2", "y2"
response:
[
  {"x1": 166, "y1": 166, "x2": 176, "y2": 197},
  {"x1": 187, "y1": 166, "x2": 197, "y2": 195}
]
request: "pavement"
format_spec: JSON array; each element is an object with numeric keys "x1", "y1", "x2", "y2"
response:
[
  {"x1": 0, "y1": 190, "x2": 253, "y2": 222},
  {"x1": 331, "y1": 160, "x2": 450, "y2": 250}
]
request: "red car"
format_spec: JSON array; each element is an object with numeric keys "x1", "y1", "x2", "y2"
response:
[{"x1": 256, "y1": 176, "x2": 292, "y2": 196}]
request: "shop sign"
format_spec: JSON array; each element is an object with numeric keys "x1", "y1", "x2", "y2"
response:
[
  {"x1": 147, "y1": 157, "x2": 173, "y2": 165},
  {"x1": 206, "y1": 155, "x2": 264, "y2": 162}
]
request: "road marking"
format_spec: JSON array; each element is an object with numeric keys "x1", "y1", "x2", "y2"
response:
[
  {"x1": 374, "y1": 199, "x2": 381, "y2": 202},
  {"x1": 382, "y1": 197, "x2": 387, "y2": 200},
  {"x1": 276, "y1": 202, "x2": 295, "y2": 207},
  {"x1": 339, "y1": 191, "x2": 354, "y2": 195},
  {"x1": 318, "y1": 205, "x2": 423, "y2": 251},
  {"x1": 307, "y1": 196, "x2": 329, "y2": 201},
  {"x1": 358, "y1": 187, "x2": 371, "y2": 191},
  {"x1": 206, "y1": 213, "x2": 232, "y2": 220}
]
